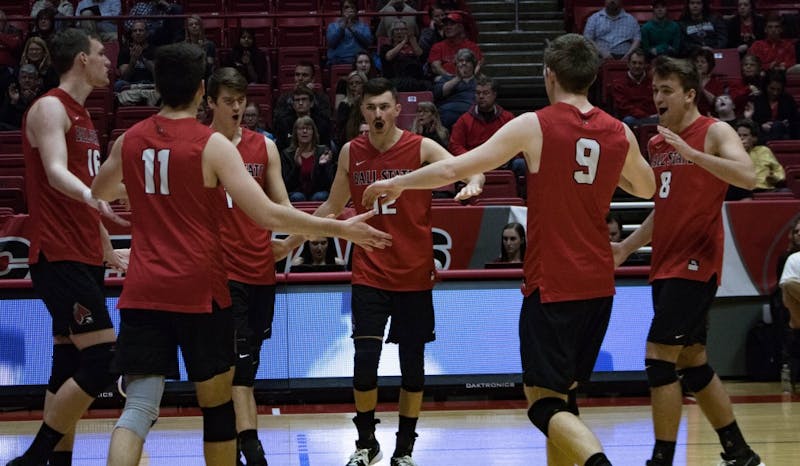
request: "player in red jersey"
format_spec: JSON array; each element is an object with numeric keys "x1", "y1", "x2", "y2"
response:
[
  {"x1": 289, "y1": 77, "x2": 483, "y2": 466},
  {"x1": 207, "y1": 66, "x2": 292, "y2": 466},
  {"x1": 9, "y1": 29, "x2": 128, "y2": 466},
  {"x1": 363, "y1": 34, "x2": 655, "y2": 466},
  {"x1": 91, "y1": 43, "x2": 391, "y2": 466},
  {"x1": 614, "y1": 57, "x2": 762, "y2": 466}
]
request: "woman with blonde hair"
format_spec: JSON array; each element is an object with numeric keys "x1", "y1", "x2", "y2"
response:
[
  {"x1": 410, "y1": 101, "x2": 448, "y2": 148},
  {"x1": 20, "y1": 36, "x2": 57, "y2": 90},
  {"x1": 184, "y1": 14, "x2": 216, "y2": 78},
  {"x1": 281, "y1": 116, "x2": 336, "y2": 202},
  {"x1": 336, "y1": 70, "x2": 367, "y2": 145}
]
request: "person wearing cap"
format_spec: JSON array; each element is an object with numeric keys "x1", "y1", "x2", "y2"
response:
[
  {"x1": 376, "y1": 0, "x2": 419, "y2": 40},
  {"x1": 583, "y1": 0, "x2": 641, "y2": 61},
  {"x1": 427, "y1": 11, "x2": 483, "y2": 80}
]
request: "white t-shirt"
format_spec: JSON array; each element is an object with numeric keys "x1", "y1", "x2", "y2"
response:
[{"x1": 780, "y1": 251, "x2": 800, "y2": 285}]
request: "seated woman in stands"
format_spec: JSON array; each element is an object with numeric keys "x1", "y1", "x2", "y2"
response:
[
  {"x1": 280, "y1": 116, "x2": 336, "y2": 202},
  {"x1": 184, "y1": 15, "x2": 216, "y2": 79},
  {"x1": 335, "y1": 70, "x2": 367, "y2": 147},
  {"x1": 486, "y1": 222, "x2": 525, "y2": 268},
  {"x1": 380, "y1": 20, "x2": 430, "y2": 91},
  {"x1": 751, "y1": 70, "x2": 799, "y2": 141},
  {"x1": 410, "y1": 101, "x2": 448, "y2": 148},
  {"x1": 691, "y1": 47, "x2": 725, "y2": 116},
  {"x1": 19, "y1": 36, "x2": 58, "y2": 91},
  {"x1": 225, "y1": 28, "x2": 268, "y2": 84},
  {"x1": 335, "y1": 50, "x2": 379, "y2": 108},
  {"x1": 291, "y1": 236, "x2": 346, "y2": 271},
  {"x1": 728, "y1": 54, "x2": 764, "y2": 113},
  {"x1": 725, "y1": 0, "x2": 764, "y2": 55}
]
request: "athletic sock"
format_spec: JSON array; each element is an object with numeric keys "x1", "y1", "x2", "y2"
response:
[
  {"x1": 48, "y1": 451, "x2": 72, "y2": 466},
  {"x1": 716, "y1": 420, "x2": 748, "y2": 456},
  {"x1": 393, "y1": 415, "x2": 418, "y2": 456},
  {"x1": 650, "y1": 439, "x2": 676, "y2": 465},
  {"x1": 353, "y1": 410, "x2": 378, "y2": 446},
  {"x1": 584, "y1": 452, "x2": 612, "y2": 466},
  {"x1": 23, "y1": 422, "x2": 64, "y2": 463},
  {"x1": 238, "y1": 429, "x2": 266, "y2": 465}
]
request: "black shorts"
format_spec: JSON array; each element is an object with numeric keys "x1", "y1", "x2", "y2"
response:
[
  {"x1": 113, "y1": 303, "x2": 234, "y2": 382},
  {"x1": 29, "y1": 253, "x2": 113, "y2": 337},
  {"x1": 648, "y1": 275, "x2": 717, "y2": 346},
  {"x1": 351, "y1": 285, "x2": 435, "y2": 345},
  {"x1": 519, "y1": 290, "x2": 613, "y2": 393},
  {"x1": 230, "y1": 281, "x2": 276, "y2": 343}
]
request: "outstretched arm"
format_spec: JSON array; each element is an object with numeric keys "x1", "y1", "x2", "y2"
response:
[{"x1": 618, "y1": 124, "x2": 655, "y2": 199}]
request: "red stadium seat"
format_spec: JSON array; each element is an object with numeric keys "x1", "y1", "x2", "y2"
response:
[
  {"x1": 767, "y1": 140, "x2": 800, "y2": 168},
  {"x1": 181, "y1": 0, "x2": 224, "y2": 13},
  {"x1": 202, "y1": 16, "x2": 226, "y2": 48},
  {"x1": 472, "y1": 170, "x2": 518, "y2": 200},
  {"x1": 0, "y1": 176, "x2": 23, "y2": 190},
  {"x1": 0, "y1": 155, "x2": 25, "y2": 177},
  {"x1": 711, "y1": 48, "x2": 741, "y2": 80},
  {"x1": 0, "y1": 188, "x2": 26, "y2": 213},
  {"x1": 779, "y1": 165, "x2": 800, "y2": 198},
  {"x1": 275, "y1": 16, "x2": 323, "y2": 48},
  {"x1": 113, "y1": 106, "x2": 160, "y2": 131},
  {"x1": 472, "y1": 197, "x2": 525, "y2": 206},
  {"x1": 226, "y1": 0, "x2": 270, "y2": 13},
  {"x1": 277, "y1": 47, "x2": 321, "y2": 70},
  {"x1": 247, "y1": 83, "x2": 273, "y2": 106},
  {"x1": 787, "y1": 74, "x2": 800, "y2": 107},
  {"x1": 273, "y1": 0, "x2": 321, "y2": 12},
  {"x1": 599, "y1": 59, "x2": 628, "y2": 108},
  {"x1": 396, "y1": 113, "x2": 415, "y2": 131},
  {"x1": 227, "y1": 16, "x2": 274, "y2": 48},
  {"x1": 396, "y1": 91, "x2": 433, "y2": 115},
  {"x1": 0, "y1": 131, "x2": 22, "y2": 155}
]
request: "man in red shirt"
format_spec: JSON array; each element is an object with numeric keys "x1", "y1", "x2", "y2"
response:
[
  {"x1": 614, "y1": 56, "x2": 762, "y2": 466},
  {"x1": 749, "y1": 14, "x2": 796, "y2": 72},
  {"x1": 10, "y1": 28, "x2": 128, "y2": 466},
  {"x1": 427, "y1": 12, "x2": 482, "y2": 80},
  {"x1": 611, "y1": 49, "x2": 658, "y2": 127},
  {"x1": 364, "y1": 34, "x2": 655, "y2": 466},
  {"x1": 91, "y1": 43, "x2": 391, "y2": 466},
  {"x1": 292, "y1": 77, "x2": 482, "y2": 466},
  {"x1": 207, "y1": 66, "x2": 294, "y2": 466}
]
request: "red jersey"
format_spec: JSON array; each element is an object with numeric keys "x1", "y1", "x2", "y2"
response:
[
  {"x1": 219, "y1": 129, "x2": 275, "y2": 285},
  {"x1": 118, "y1": 116, "x2": 231, "y2": 313},
  {"x1": 23, "y1": 88, "x2": 103, "y2": 265},
  {"x1": 349, "y1": 131, "x2": 435, "y2": 291},
  {"x1": 523, "y1": 103, "x2": 629, "y2": 303},
  {"x1": 427, "y1": 38, "x2": 483, "y2": 75},
  {"x1": 649, "y1": 116, "x2": 727, "y2": 284}
]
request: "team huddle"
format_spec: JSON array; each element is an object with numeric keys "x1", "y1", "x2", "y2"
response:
[{"x1": 11, "y1": 27, "x2": 763, "y2": 466}]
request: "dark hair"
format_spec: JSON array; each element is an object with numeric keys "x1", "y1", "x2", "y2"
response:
[
  {"x1": 735, "y1": 118, "x2": 759, "y2": 136},
  {"x1": 499, "y1": 222, "x2": 526, "y2": 262},
  {"x1": 543, "y1": 33, "x2": 599, "y2": 94},
  {"x1": 681, "y1": 0, "x2": 710, "y2": 20},
  {"x1": 606, "y1": 212, "x2": 622, "y2": 228},
  {"x1": 628, "y1": 48, "x2": 646, "y2": 61},
  {"x1": 296, "y1": 60, "x2": 316, "y2": 78},
  {"x1": 298, "y1": 237, "x2": 339, "y2": 265},
  {"x1": 207, "y1": 67, "x2": 248, "y2": 101},
  {"x1": 352, "y1": 50, "x2": 378, "y2": 78},
  {"x1": 652, "y1": 55, "x2": 700, "y2": 100},
  {"x1": 765, "y1": 12, "x2": 782, "y2": 25},
  {"x1": 474, "y1": 74, "x2": 497, "y2": 92},
  {"x1": 363, "y1": 77, "x2": 397, "y2": 101},
  {"x1": 429, "y1": 2, "x2": 445, "y2": 15},
  {"x1": 292, "y1": 84, "x2": 315, "y2": 99},
  {"x1": 49, "y1": 28, "x2": 92, "y2": 75},
  {"x1": 34, "y1": 7, "x2": 56, "y2": 32},
  {"x1": 765, "y1": 69, "x2": 787, "y2": 88},
  {"x1": 155, "y1": 43, "x2": 207, "y2": 108},
  {"x1": 689, "y1": 47, "x2": 716, "y2": 73}
]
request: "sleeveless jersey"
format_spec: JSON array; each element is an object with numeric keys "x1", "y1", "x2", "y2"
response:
[
  {"x1": 648, "y1": 116, "x2": 726, "y2": 284},
  {"x1": 523, "y1": 103, "x2": 629, "y2": 303},
  {"x1": 23, "y1": 88, "x2": 103, "y2": 265},
  {"x1": 219, "y1": 128, "x2": 275, "y2": 285},
  {"x1": 348, "y1": 131, "x2": 435, "y2": 291},
  {"x1": 118, "y1": 116, "x2": 231, "y2": 313}
]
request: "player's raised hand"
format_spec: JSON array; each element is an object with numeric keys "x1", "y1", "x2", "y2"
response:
[
  {"x1": 83, "y1": 188, "x2": 131, "y2": 226},
  {"x1": 657, "y1": 125, "x2": 694, "y2": 161},
  {"x1": 105, "y1": 248, "x2": 130, "y2": 273},
  {"x1": 454, "y1": 182, "x2": 482, "y2": 201},
  {"x1": 341, "y1": 210, "x2": 392, "y2": 251},
  {"x1": 362, "y1": 179, "x2": 403, "y2": 208}
]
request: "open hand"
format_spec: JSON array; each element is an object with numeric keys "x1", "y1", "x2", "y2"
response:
[
  {"x1": 362, "y1": 179, "x2": 403, "y2": 208},
  {"x1": 657, "y1": 125, "x2": 694, "y2": 161},
  {"x1": 341, "y1": 210, "x2": 392, "y2": 251},
  {"x1": 105, "y1": 248, "x2": 130, "y2": 273}
]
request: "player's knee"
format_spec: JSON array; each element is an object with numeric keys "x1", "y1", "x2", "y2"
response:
[
  {"x1": 527, "y1": 397, "x2": 569, "y2": 437},
  {"x1": 201, "y1": 400, "x2": 236, "y2": 442},
  {"x1": 115, "y1": 376, "x2": 164, "y2": 440},
  {"x1": 678, "y1": 363, "x2": 715, "y2": 393},
  {"x1": 48, "y1": 344, "x2": 80, "y2": 393},
  {"x1": 566, "y1": 388, "x2": 579, "y2": 416},
  {"x1": 73, "y1": 342, "x2": 117, "y2": 397},
  {"x1": 232, "y1": 351, "x2": 258, "y2": 388},
  {"x1": 399, "y1": 343, "x2": 425, "y2": 393},
  {"x1": 353, "y1": 338, "x2": 382, "y2": 392},
  {"x1": 645, "y1": 358, "x2": 678, "y2": 388}
]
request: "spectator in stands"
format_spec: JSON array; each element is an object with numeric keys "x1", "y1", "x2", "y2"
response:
[
  {"x1": 225, "y1": 28, "x2": 267, "y2": 84},
  {"x1": 242, "y1": 102, "x2": 275, "y2": 140},
  {"x1": 495, "y1": 222, "x2": 525, "y2": 264},
  {"x1": 714, "y1": 94, "x2": 738, "y2": 126},
  {"x1": 76, "y1": 0, "x2": 121, "y2": 42},
  {"x1": 433, "y1": 48, "x2": 477, "y2": 129},
  {"x1": 679, "y1": 0, "x2": 727, "y2": 54},
  {"x1": 335, "y1": 50, "x2": 378, "y2": 106},
  {"x1": 606, "y1": 213, "x2": 622, "y2": 242},
  {"x1": 20, "y1": 36, "x2": 58, "y2": 91},
  {"x1": 274, "y1": 61, "x2": 332, "y2": 125},
  {"x1": 327, "y1": 0, "x2": 372, "y2": 66},
  {"x1": 640, "y1": 0, "x2": 681, "y2": 59},
  {"x1": 0, "y1": 64, "x2": 42, "y2": 130},
  {"x1": 728, "y1": 54, "x2": 764, "y2": 112},
  {"x1": 376, "y1": 0, "x2": 420, "y2": 40},
  {"x1": 582, "y1": 0, "x2": 641, "y2": 61},
  {"x1": 692, "y1": 47, "x2": 726, "y2": 116},
  {"x1": 335, "y1": 70, "x2": 367, "y2": 147},
  {"x1": 611, "y1": 49, "x2": 658, "y2": 126},
  {"x1": 736, "y1": 118, "x2": 785, "y2": 193},
  {"x1": 428, "y1": 12, "x2": 483, "y2": 80},
  {"x1": 419, "y1": 3, "x2": 446, "y2": 66},
  {"x1": 752, "y1": 70, "x2": 799, "y2": 141},
  {"x1": 410, "y1": 101, "x2": 448, "y2": 148},
  {"x1": 380, "y1": 20, "x2": 429, "y2": 91},
  {"x1": 125, "y1": 0, "x2": 184, "y2": 46},
  {"x1": 0, "y1": 10, "x2": 23, "y2": 93},
  {"x1": 280, "y1": 115, "x2": 336, "y2": 202},
  {"x1": 725, "y1": 0, "x2": 764, "y2": 55},
  {"x1": 196, "y1": 98, "x2": 211, "y2": 124},
  {"x1": 183, "y1": 15, "x2": 216, "y2": 79},
  {"x1": 274, "y1": 85, "x2": 332, "y2": 153},
  {"x1": 32, "y1": 1, "x2": 75, "y2": 31},
  {"x1": 115, "y1": 20, "x2": 159, "y2": 106},
  {"x1": 291, "y1": 237, "x2": 346, "y2": 269},
  {"x1": 28, "y1": 7, "x2": 57, "y2": 44},
  {"x1": 749, "y1": 14, "x2": 796, "y2": 72}
]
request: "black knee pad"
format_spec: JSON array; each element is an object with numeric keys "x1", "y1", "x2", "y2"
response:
[
  {"x1": 353, "y1": 338, "x2": 382, "y2": 392},
  {"x1": 527, "y1": 397, "x2": 568, "y2": 437},
  {"x1": 645, "y1": 358, "x2": 678, "y2": 388},
  {"x1": 201, "y1": 400, "x2": 236, "y2": 442},
  {"x1": 566, "y1": 388, "x2": 579, "y2": 416},
  {"x1": 48, "y1": 344, "x2": 80, "y2": 393},
  {"x1": 73, "y1": 342, "x2": 117, "y2": 397},
  {"x1": 678, "y1": 364, "x2": 715, "y2": 393},
  {"x1": 232, "y1": 342, "x2": 260, "y2": 388},
  {"x1": 399, "y1": 343, "x2": 425, "y2": 393}
]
